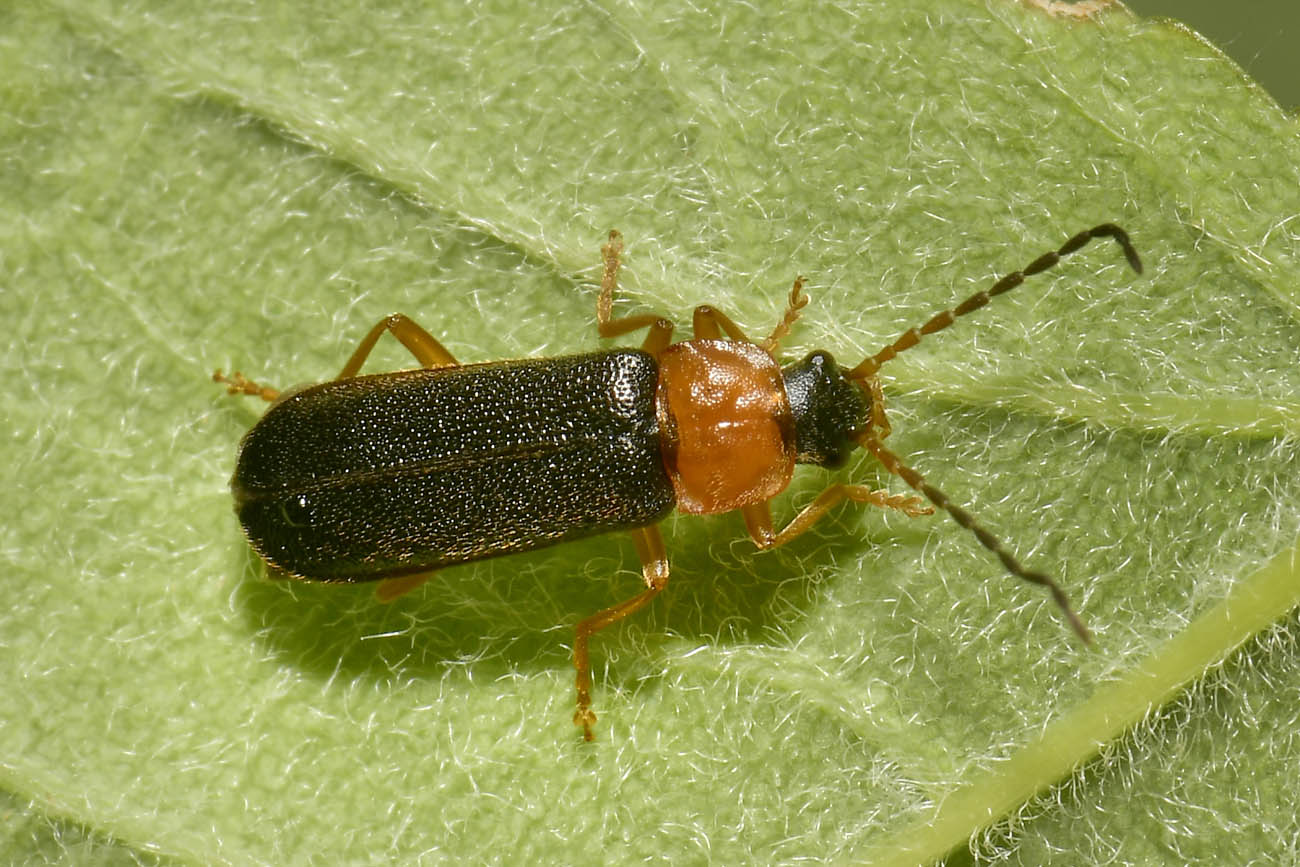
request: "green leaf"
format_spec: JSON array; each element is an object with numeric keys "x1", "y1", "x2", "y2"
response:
[{"x1": 5, "y1": 1, "x2": 1299, "y2": 863}]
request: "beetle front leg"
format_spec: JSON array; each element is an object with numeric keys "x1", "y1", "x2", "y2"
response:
[
  {"x1": 691, "y1": 304, "x2": 753, "y2": 342},
  {"x1": 692, "y1": 277, "x2": 810, "y2": 351},
  {"x1": 741, "y1": 486, "x2": 932, "y2": 550},
  {"x1": 759, "y1": 277, "x2": 810, "y2": 353},
  {"x1": 572, "y1": 524, "x2": 669, "y2": 741}
]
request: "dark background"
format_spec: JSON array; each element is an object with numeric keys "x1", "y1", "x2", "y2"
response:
[{"x1": 1124, "y1": 0, "x2": 1299, "y2": 110}]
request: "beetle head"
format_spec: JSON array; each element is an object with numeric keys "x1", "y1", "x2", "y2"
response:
[{"x1": 781, "y1": 350, "x2": 871, "y2": 469}]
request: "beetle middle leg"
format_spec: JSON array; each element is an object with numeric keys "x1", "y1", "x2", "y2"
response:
[
  {"x1": 572, "y1": 524, "x2": 670, "y2": 741},
  {"x1": 740, "y1": 487, "x2": 933, "y2": 550},
  {"x1": 595, "y1": 230, "x2": 675, "y2": 356}
]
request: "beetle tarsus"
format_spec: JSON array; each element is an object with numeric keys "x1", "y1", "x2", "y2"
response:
[
  {"x1": 574, "y1": 707, "x2": 597, "y2": 742},
  {"x1": 212, "y1": 369, "x2": 280, "y2": 402}
]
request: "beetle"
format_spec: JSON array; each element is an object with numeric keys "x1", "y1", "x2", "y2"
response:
[{"x1": 215, "y1": 225, "x2": 1142, "y2": 740}]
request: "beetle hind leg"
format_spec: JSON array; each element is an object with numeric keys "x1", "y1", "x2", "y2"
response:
[
  {"x1": 215, "y1": 315, "x2": 457, "y2": 399},
  {"x1": 337, "y1": 313, "x2": 460, "y2": 379},
  {"x1": 572, "y1": 525, "x2": 669, "y2": 741},
  {"x1": 212, "y1": 369, "x2": 280, "y2": 402},
  {"x1": 374, "y1": 571, "x2": 437, "y2": 602}
]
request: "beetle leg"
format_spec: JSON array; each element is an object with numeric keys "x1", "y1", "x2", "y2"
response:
[
  {"x1": 741, "y1": 486, "x2": 933, "y2": 551},
  {"x1": 693, "y1": 276, "x2": 809, "y2": 350},
  {"x1": 739, "y1": 502, "x2": 777, "y2": 546},
  {"x1": 572, "y1": 524, "x2": 669, "y2": 741},
  {"x1": 691, "y1": 304, "x2": 751, "y2": 342},
  {"x1": 337, "y1": 313, "x2": 460, "y2": 379},
  {"x1": 212, "y1": 369, "x2": 281, "y2": 402},
  {"x1": 864, "y1": 375, "x2": 892, "y2": 439},
  {"x1": 758, "y1": 277, "x2": 810, "y2": 352},
  {"x1": 595, "y1": 230, "x2": 675, "y2": 357},
  {"x1": 374, "y1": 571, "x2": 437, "y2": 602}
]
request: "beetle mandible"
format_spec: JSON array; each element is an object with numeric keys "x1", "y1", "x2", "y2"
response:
[{"x1": 215, "y1": 225, "x2": 1143, "y2": 740}]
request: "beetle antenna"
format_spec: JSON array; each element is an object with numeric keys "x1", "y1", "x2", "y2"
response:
[
  {"x1": 848, "y1": 224, "x2": 1142, "y2": 380},
  {"x1": 856, "y1": 428, "x2": 1092, "y2": 644}
]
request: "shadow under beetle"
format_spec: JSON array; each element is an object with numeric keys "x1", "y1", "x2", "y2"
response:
[{"x1": 215, "y1": 225, "x2": 1143, "y2": 740}]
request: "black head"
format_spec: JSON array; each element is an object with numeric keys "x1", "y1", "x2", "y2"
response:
[{"x1": 781, "y1": 350, "x2": 871, "y2": 469}]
